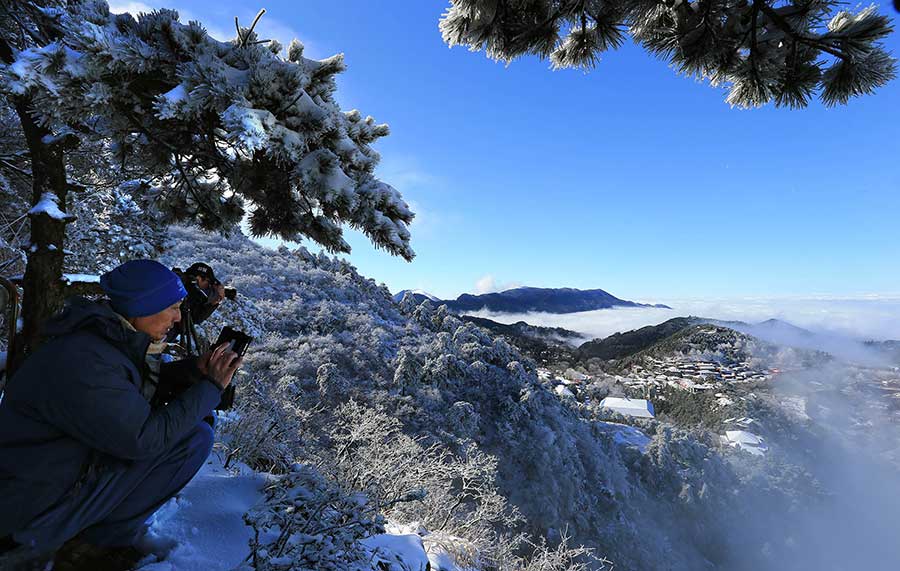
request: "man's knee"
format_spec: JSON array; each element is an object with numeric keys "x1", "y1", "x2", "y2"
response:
[{"x1": 188, "y1": 421, "x2": 214, "y2": 462}]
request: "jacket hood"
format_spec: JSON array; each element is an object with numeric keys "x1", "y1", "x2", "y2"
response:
[{"x1": 41, "y1": 297, "x2": 150, "y2": 366}]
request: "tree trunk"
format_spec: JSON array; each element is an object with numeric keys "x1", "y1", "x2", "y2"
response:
[
  {"x1": 0, "y1": 35, "x2": 73, "y2": 376},
  {"x1": 7, "y1": 98, "x2": 72, "y2": 373}
]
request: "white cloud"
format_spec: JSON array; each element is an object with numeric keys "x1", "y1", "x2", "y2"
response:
[
  {"x1": 249, "y1": 14, "x2": 319, "y2": 59},
  {"x1": 475, "y1": 275, "x2": 497, "y2": 294},
  {"x1": 376, "y1": 155, "x2": 439, "y2": 192},
  {"x1": 108, "y1": 1, "x2": 154, "y2": 14},
  {"x1": 108, "y1": 1, "x2": 232, "y2": 39},
  {"x1": 468, "y1": 296, "x2": 900, "y2": 343},
  {"x1": 107, "y1": 2, "x2": 314, "y2": 49},
  {"x1": 473, "y1": 275, "x2": 521, "y2": 295},
  {"x1": 373, "y1": 155, "x2": 448, "y2": 240}
]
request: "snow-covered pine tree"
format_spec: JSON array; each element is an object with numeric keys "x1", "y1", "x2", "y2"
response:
[
  {"x1": 0, "y1": 1, "x2": 414, "y2": 367},
  {"x1": 440, "y1": 0, "x2": 897, "y2": 108}
]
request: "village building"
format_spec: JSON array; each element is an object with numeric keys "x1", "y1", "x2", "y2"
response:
[
  {"x1": 600, "y1": 397, "x2": 656, "y2": 419},
  {"x1": 722, "y1": 430, "x2": 768, "y2": 456},
  {"x1": 563, "y1": 368, "x2": 590, "y2": 383},
  {"x1": 555, "y1": 384, "x2": 576, "y2": 398}
]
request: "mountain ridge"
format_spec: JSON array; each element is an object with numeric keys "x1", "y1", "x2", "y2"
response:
[{"x1": 396, "y1": 286, "x2": 671, "y2": 314}]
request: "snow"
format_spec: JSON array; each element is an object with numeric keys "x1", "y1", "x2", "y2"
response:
[
  {"x1": 156, "y1": 85, "x2": 189, "y2": 119},
  {"x1": 27, "y1": 193, "x2": 72, "y2": 221},
  {"x1": 62, "y1": 274, "x2": 100, "y2": 284},
  {"x1": 360, "y1": 533, "x2": 430, "y2": 571},
  {"x1": 780, "y1": 396, "x2": 810, "y2": 421},
  {"x1": 0, "y1": 351, "x2": 6, "y2": 373},
  {"x1": 137, "y1": 453, "x2": 266, "y2": 571},
  {"x1": 382, "y1": 524, "x2": 475, "y2": 571},
  {"x1": 292, "y1": 91, "x2": 328, "y2": 122},
  {"x1": 599, "y1": 422, "x2": 652, "y2": 452},
  {"x1": 221, "y1": 105, "x2": 276, "y2": 153},
  {"x1": 555, "y1": 384, "x2": 575, "y2": 398},
  {"x1": 408, "y1": 290, "x2": 439, "y2": 301},
  {"x1": 162, "y1": 84, "x2": 187, "y2": 104},
  {"x1": 600, "y1": 397, "x2": 656, "y2": 418}
]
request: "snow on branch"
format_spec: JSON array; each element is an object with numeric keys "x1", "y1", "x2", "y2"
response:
[
  {"x1": 440, "y1": 0, "x2": 897, "y2": 108},
  {"x1": 0, "y1": 1, "x2": 415, "y2": 259},
  {"x1": 61, "y1": 273, "x2": 100, "y2": 284},
  {"x1": 27, "y1": 192, "x2": 74, "y2": 222}
]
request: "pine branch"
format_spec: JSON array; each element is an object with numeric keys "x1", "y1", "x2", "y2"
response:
[
  {"x1": 236, "y1": 8, "x2": 267, "y2": 48},
  {"x1": 757, "y1": 1, "x2": 851, "y2": 62}
]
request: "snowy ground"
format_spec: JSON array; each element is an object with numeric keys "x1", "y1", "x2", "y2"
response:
[
  {"x1": 130, "y1": 450, "x2": 440, "y2": 571},
  {"x1": 596, "y1": 421, "x2": 651, "y2": 452},
  {"x1": 137, "y1": 451, "x2": 267, "y2": 571}
]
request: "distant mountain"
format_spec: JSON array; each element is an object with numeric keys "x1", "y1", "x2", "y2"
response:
[
  {"x1": 461, "y1": 316, "x2": 582, "y2": 364},
  {"x1": 571, "y1": 316, "x2": 832, "y2": 373},
  {"x1": 439, "y1": 287, "x2": 671, "y2": 314},
  {"x1": 576, "y1": 317, "x2": 703, "y2": 361},
  {"x1": 462, "y1": 316, "x2": 584, "y2": 342},
  {"x1": 731, "y1": 318, "x2": 815, "y2": 338},
  {"x1": 393, "y1": 289, "x2": 440, "y2": 304}
]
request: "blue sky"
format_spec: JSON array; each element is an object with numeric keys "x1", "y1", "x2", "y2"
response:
[{"x1": 113, "y1": 0, "x2": 900, "y2": 301}]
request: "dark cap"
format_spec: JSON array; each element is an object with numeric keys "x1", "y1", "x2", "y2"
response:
[{"x1": 185, "y1": 262, "x2": 216, "y2": 282}]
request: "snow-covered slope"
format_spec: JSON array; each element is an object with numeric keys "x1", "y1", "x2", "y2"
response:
[{"x1": 159, "y1": 226, "x2": 757, "y2": 571}]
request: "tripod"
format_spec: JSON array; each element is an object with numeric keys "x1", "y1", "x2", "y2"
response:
[{"x1": 175, "y1": 307, "x2": 210, "y2": 357}]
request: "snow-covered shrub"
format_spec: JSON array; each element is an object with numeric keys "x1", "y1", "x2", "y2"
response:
[
  {"x1": 241, "y1": 464, "x2": 384, "y2": 571},
  {"x1": 64, "y1": 180, "x2": 167, "y2": 273},
  {"x1": 0, "y1": 103, "x2": 29, "y2": 282},
  {"x1": 162, "y1": 225, "x2": 830, "y2": 570}
]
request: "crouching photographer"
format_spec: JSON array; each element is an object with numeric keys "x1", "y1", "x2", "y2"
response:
[
  {"x1": 168, "y1": 262, "x2": 237, "y2": 354},
  {"x1": 0, "y1": 260, "x2": 245, "y2": 570}
]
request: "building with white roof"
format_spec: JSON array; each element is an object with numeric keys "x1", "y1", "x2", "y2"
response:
[
  {"x1": 722, "y1": 430, "x2": 768, "y2": 456},
  {"x1": 555, "y1": 385, "x2": 576, "y2": 398},
  {"x1": 564, "y1": 369, "x2": 589, "y2": 382},
  {"x1": 600, "y1": 397, "x2": 655, "y2": 419}
]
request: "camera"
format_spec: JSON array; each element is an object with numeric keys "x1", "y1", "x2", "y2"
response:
[
  {"x1": 215, "y1": 326, "x2": 253, "y2": 358},
  {"x1": 154, "y1": 326, "x2": 251, "y2": 411},
  {"x1": 200, "y1": 277, "x2": 237, "y2": 302},
  {"x1": 172, "y1": 266, "x2": 237, "y2": 303}
]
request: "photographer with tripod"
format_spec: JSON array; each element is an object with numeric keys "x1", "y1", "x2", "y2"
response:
[{"x1": 169, "y1": 262, "x2": 236, "y2": 355}]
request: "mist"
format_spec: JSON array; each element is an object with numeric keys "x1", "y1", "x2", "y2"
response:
[
  {"x1": 466, "y1": 296, "x2": 900, "y2": 344},
  {"x1": 724, "y1": 358, "x2": 900, "y2": 571},
  {"x1": 467, "y1": 294, "x2": 900, "y2": 570}
]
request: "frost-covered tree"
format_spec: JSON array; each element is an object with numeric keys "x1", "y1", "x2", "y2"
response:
[
  {"x1": 440, "y1": 0, "x2": 897, "y2": 107},
  {"x1": 164, "y1": 226, "x2": 784, "y2": 570},
  {"x1": 0, "y1": 1, "x2": 413, "y2": 366}
]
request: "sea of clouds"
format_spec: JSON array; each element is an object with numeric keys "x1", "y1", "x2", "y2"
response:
[{"x1": 466, "y1": 295, "x2": 900, "y2": 342}]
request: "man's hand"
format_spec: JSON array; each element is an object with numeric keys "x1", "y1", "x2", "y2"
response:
[{"x1": 202, "y1": 342, "x2": 242, "y2": 389}]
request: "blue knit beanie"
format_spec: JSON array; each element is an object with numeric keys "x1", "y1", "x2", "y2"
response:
[{"x1": 100, "y1": 260, "x2": 187, "y2": 318}]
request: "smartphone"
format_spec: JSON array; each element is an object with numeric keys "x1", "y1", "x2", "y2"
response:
[{"x1": 214, "y1": 326, "x2": 253, "y2": 357}]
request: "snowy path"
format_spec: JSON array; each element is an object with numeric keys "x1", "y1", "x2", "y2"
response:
[{"x1": 138, "y1": 453, "x2": 266, "y2": 571}]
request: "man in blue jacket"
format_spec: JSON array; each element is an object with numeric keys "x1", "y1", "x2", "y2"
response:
[{"x1": 0, "y1": 260, "x2": 242, "y2": 569}]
